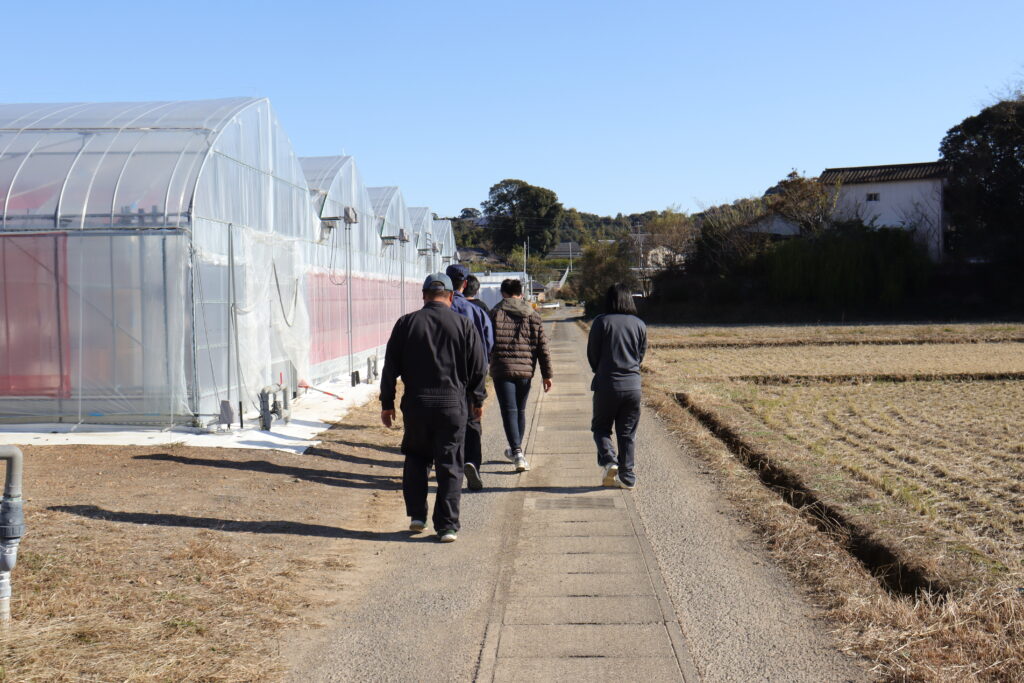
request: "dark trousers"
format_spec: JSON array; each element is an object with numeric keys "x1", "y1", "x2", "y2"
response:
[
  {"x1": 591, "y1": 389, "x2": 642, "y2": 486},
  {"x1": 401, "y1": 403, "x2": 466, "y2": 532},
  {"x1": 465, "y1": 413, "x2": 482, "y2": 470},
  {"x1": 494, "y1": 377, "x2": 532, "y2": 450}
]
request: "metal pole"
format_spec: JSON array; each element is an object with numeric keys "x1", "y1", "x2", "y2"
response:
[
  {"x1": 226, "y1": 225, "x2": 233, "y2": 407},
  {"x1": 346, "y1": 223, "x2": 354, "y2": 386}
]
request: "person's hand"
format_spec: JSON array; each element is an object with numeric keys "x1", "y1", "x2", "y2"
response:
[
  {"x1": 543, "y1": 378, "x2": 553, "y2": 393},
  {"x1": 381, "y1": 409, "x2": 396, "y2": 428},
  {"x1": 472, "y1": 403, "x2": 484, "y2": 420}
]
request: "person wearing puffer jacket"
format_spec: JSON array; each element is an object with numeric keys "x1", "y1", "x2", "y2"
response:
[{"x1": 488, "y1": 279, "x2": 553, "y2": 472}]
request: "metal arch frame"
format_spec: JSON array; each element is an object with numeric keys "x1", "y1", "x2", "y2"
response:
[{"x1": 1, "y1": 103, "x2": 93, "y2": 230}]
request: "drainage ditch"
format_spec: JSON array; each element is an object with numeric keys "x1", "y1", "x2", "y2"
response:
[{"x1": 675, "y1": 391, "x2": 948, "y2": 598}]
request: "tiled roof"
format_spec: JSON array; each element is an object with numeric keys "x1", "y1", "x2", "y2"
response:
[{"x1": 819, "y1": 162, "x2": 946, "y2": 185}]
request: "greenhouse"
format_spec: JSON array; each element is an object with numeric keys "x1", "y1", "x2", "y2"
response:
[
  {"x1": 301, "y1": 157, "x2": 428, "y2": 387},
  {"x1": 0, "y1": 98, "x2": 439, "y2": 426},
  {"x1": 432, "y1": 218, "x2": 457, "y2": 269}
]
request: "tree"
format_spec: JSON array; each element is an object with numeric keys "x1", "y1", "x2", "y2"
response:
[
  {"x1": 459, "y1": 207, "x2": 481, "y2": 220},
  {"x1": 573, "y1": 241, "x2": 638, "y2": 315},
  {"x1": 765, "y1": 171, "x2": 837, "y2": 236},
  {"x1": 558, "y1": 208, "x2": 587, "y2": 245},
  {"x1": 940, "y1": 96, "x2": 1024, "y2": 263},
  {"x1": 481, "y1": 179, "x2": 564, "y2": 256},
  {"x1": 690, "y1": 197, "x2": 772, "y2": 275},
  {"x1": 645, "y1": 207, "x2": 696, "y2": 268}
]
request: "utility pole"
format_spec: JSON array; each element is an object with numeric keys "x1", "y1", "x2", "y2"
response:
[{"x1": 523, "y1": 238, "x2": 529, "y2": 301}]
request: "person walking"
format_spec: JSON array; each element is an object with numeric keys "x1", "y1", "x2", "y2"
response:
[
  {"x1": 445, "y1": 264, "x2": 494, "y2": 491},
  {"x1": 464, "y1": 274, "x2": 490, "y2": 314},
  {"x1": 489, "y1": 278, "x2": 553, "y2": 473},
  {"x1": 380, "y1": 272, "x2": 488, "y2": 543},
  {"x1": 587, "y1": 283, "x2": 647, "y2": 489}
]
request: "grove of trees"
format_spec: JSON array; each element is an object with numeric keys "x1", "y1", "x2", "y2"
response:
[{"x1": 940, "y1": 94, "x2": 1024, "y2": 266}]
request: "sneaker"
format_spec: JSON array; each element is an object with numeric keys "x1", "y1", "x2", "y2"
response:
[
  {"x1": 613, "y1": 475, "x2": 635, "y2": 490},
  {"x1": 465, "y1": 463, "x2": 483, "y2": 491},
  {"x1": 438, "y1": 529, "x2": 458, "y2": 543},
  {"x1": 409, "y1": 519, "x2": 426, "y2": 532},
  {"x1": 514, "y1": 455, "x2": 530, "y2": 472},
  {"x1": 503, "y1": 447, "x2": 516, "y2": 462},
  {"x1": 601, "y1": 463, "x2": 619, "y2": 487}
]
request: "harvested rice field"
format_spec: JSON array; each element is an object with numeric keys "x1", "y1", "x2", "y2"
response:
[
  {"x1": 648, "y1": 322, "x2": 1024, "y2": 347},
  {"x1": 643, "y1": 322, "x2": 1024, "y2": 680},
  {"x1": 646, "y1": 342, "x2": 1024, "y2": 380}
]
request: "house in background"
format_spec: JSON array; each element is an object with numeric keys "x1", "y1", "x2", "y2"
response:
[
  {"x1": 745, "y1": 213, "x2": 801, "y2": 238},
  {"x1": 820, "y1": 162, "x2": 947, "y2": 261}
]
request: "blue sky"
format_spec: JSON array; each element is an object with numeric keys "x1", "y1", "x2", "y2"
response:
[{"x1": 3, "y1": 1, "x2": 1022, "y2": 217}]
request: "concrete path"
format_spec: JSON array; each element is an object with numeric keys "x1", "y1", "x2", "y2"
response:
[{"x1": 288, "y1": 312, "x2": 865, "y2": 682}]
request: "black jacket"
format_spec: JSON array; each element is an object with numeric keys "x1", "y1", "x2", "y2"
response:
[
  {"x1": 380, "y1": 301, "x2": 488, "y2": 411},
  {"x1": 587, "y1": 313, "x2": 647, "y2": 392}
]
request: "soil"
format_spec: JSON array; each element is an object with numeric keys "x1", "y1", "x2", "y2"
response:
[{"x1": 0, "y1": 395, "x2": 408, "y2": 682}]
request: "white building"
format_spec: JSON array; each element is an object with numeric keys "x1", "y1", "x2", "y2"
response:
[
  {"x1": 820, "y1": 162, "x2": 946, "y2": 261},
  {"x1": 473, "y1": 271, "x2": 529, "y2": 308}
]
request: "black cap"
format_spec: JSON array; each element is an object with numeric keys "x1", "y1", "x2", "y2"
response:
[{"x1": 445, "y1": 263, "x2": 470, "y2": 281}]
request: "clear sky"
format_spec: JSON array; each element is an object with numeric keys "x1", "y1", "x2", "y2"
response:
[{"x1": 3, "y1": 1, "x2": 1022, "y2": 218}]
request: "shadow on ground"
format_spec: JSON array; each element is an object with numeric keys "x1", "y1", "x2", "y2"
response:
[
  {"x1": 133, "y1": 453, "x2": 401, "y2": 490},
  {"x1": 49, "y1": 504, "x2": 435, "y2": 542}
]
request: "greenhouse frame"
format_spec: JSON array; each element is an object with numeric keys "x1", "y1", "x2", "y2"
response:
[{"x1": 0, "y1": 97, "x2": 456, "y2": 427}]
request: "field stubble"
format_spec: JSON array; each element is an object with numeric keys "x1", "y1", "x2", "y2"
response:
[{"x1": 644, "y1": 323, "x2": 1024, "y2": 680}]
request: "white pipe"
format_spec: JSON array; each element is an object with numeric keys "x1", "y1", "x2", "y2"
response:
[
  {"x1": 0, "y1": 447, "x2": 22, "y2": 499},
  {"x1": 0, "y1": 446, "x2": 24, "y2": 625}
]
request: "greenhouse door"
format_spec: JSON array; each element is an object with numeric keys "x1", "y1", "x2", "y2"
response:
[{"x1": 0, "y1": 233, "x2": 71, "y2": 398}]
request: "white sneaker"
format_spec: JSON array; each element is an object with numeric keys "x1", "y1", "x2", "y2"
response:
[
  {"x1": 601, "y1": 463, "x2": 619, "y2": 487},
  {"x1": 409, "y1": 519, "x2": 426, "y2": 532},
  {"x1": 613, "y1": 474, "x2": 635, "y2": 490},
  {"x1": 514, "y1": 455, "x2": 530, "y2": 472},
  {"x1": 503, "y1": 447, "x2": 516, "y2": 462}
]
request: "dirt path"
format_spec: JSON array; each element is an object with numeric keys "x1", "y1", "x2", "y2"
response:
[{"x1": 288, "y1": 311, "x2": 866, "y2": 682}]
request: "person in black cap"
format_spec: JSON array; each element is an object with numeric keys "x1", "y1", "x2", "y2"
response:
[
  {"x1": 445, "y1": 263, "x2": 494, "y2": 491},
  {"x1": 380, "y1": 272, "x2": 488, "y2": 543}
]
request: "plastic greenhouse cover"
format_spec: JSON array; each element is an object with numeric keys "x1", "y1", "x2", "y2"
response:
[
  {"x1": 0, "y1": 98, "x2": 257, "y2": 231},
  {"x1": 0, "y1": 98, "x2": 439, "y2": 427}
]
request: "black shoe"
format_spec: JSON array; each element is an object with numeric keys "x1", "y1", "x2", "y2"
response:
[{"x1": 465, "y1": 463, "x2": 483, "y2": 490}]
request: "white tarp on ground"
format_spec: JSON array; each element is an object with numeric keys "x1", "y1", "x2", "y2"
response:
[{"x1": 0, "y1": 380, "x2": 380, "y2": 455}]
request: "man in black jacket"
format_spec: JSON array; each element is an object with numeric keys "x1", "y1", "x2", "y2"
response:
[{"x1": 380, "y1": 272, "x2": 488, "y2": 542}]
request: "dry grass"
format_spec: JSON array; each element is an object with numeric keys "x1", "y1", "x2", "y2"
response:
[
  {"x1": 648, "y1": 322, "x2": 1024, "y2": 348},
  {"x1": 0, "y1": 398, "x2": 406, "y2": 682},
  {"x1": 645, "y1": 328, "x2": 1024, "y2": 681},
  {"x1": 742, "y1": 381, "x2": 1024, "y2": 578},
  {"x1": 645, "y1": 342, "x2": 1024, "y2": 380},
  {"x1": 1, "y1": 527, "x2": 298, "y2": 682}
]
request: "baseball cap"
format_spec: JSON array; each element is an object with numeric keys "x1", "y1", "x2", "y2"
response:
[
  {"x1": 422, "y1": 272, "x2": 454, "y2": 292},
  {"x1": 445, "y1": 263, "x2": 470, "y2": 281}
]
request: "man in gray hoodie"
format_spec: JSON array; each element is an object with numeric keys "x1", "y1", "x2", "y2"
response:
[{"x1": 587, "y1": 283, "x2": 646, "y2": 489}]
